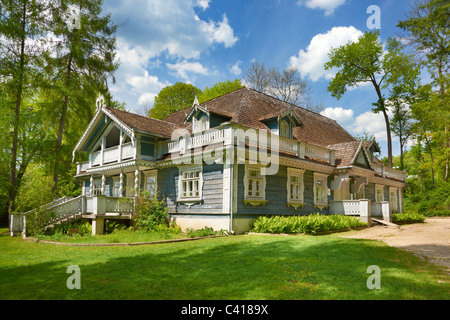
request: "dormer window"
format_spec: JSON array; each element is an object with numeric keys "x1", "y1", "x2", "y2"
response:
[
  {"x1": 193, "y1": 113, "x2": 209, "y2": 133},
  {"x1": 280, "y1": 119, "x2": 290, "y2": 138}
]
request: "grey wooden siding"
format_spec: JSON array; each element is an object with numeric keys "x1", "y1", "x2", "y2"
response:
[
  {"x1": 365, "y1": 182, "x2": 375, "y2": 202},
  {"x1": 236, "y1": 164, "x2": 331, "y2": 216},
  {"x1": 158, "y1": 163, "x2": 224, "y2": 214}
]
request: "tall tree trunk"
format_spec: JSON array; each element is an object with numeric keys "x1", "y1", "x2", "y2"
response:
[
  {"x1": 424, "y1": 133, "x2": 435, "y2": 187},
  {"x1": 373, "y1": 82, "x2": 393, "y2": 167},
  {"x1": 438, "y1": 60, "x2": 449, "y2": 182},
  {"x1": 52, "y1": 55, "x2": 72, "y2": 194},
  {"x1": 8, "y1": 2, "x2": 27, "y2": 220}
]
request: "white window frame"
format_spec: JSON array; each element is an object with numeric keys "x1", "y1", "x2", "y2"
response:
[
  {"x1": 375, "y1": 184, "x2": 384, "y2": 202},
  {"x1": 243, "y1": 165, "x2": 267, "y2": 205},
  {"x1": 389, "y1": 187, "x2": 398, "y2": 211},
  {"x1": 287, "y1": 168, "x2": 305, "y2": 208},
  {"x1": 314, "y1": 173, "x2": 329, "y2": 209},
  {"x1": 144, "y1": 170, "x2": 158, "y2": 198},
  {"x1": 192, "y1": 113, "x2": 209, "y2": 134},
  {"x1": 178, "y1": 165, "x2": 203, "y2": 202}
]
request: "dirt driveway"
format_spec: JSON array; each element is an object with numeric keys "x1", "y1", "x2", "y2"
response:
[{"x1": 339, "y1": 217, "x2": 450, "y2": 275}]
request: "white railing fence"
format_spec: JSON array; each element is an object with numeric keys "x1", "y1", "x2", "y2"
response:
[
  {"x1": 17, "y1": 195, "x2": 136, "y2": 237},
  {"x1": 329, "y1": 199, "x2": 392, "y2": 223}
]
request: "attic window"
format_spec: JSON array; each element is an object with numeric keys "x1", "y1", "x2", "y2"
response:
[
  {"x1": 280, "y1": 119, "x2": 290, "y2": 138},
  {"x1": 193, "y1": 114, "x2": 209, "y2": 133}
]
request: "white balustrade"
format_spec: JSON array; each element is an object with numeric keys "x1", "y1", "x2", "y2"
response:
[
  {"x1": 103, "y1": 146, "x2": 119, "y2": 163},
  {"x1": 303, "y1": 143, "x2": 330, "y2": 162},
  {"x1": 279, "y1": 136, "x2": 298, "y2": 155}
]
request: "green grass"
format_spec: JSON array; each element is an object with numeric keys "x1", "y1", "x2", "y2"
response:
[
  {"x1": 35, "y1": 229, "x2": 187, "y2": 244},
  {"x1": 0, "y1": 228, "x2": 448, "y2": 300}
]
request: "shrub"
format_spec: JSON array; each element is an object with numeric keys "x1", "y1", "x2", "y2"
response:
[
  {"x1": 131, "y1": 192, "x2": 171, "y2": 231},
  {"x1": 186, "y1": 226, "x2": 227, "y2": 238},
  {"x1": 251, "y1": 214, "x2": 368, "y2": 235},
  {"x1": 392, "y1": 212, "x2": 425, "y2": 225}
]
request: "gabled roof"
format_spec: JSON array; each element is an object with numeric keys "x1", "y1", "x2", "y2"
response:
[
  {"x1": 73, "y1": 106, "x2": 177, "y2": 159},
  {"x1": 328, "y1": 141, "x2": 373, "y2": 170},
  {"x1": 104, "y1": 106, "x2": 177, "y2": 138},
  {"x1": 164, "y1": 87, "x2": 356, "y2": 147}
]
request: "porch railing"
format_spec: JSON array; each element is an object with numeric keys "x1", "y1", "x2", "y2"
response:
[
  {"x1": 17, "y1": 195, "x2": 136, "y2": 236},
  {"x1": 329, "y1": 199, "x2": 392, "y2": 223},
  {"x1": 167, "y1": 126, "x2": 335, "y2": 165}
]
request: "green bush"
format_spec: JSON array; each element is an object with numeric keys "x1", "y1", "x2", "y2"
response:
[
  {"x1": 186, "y1": 226, "x2": 226, "y2": 238},
  {"x1": 131, "y1": 192, "x2": 171, "y2": 231},
  {"x1": 392, "y1": 212, "x2": 425, "y2": 225},
  {"x1": 251, "y1": 214, "x2": 368, "y2": 235}
]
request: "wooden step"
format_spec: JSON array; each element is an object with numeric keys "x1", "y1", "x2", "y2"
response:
[{"x1": 372, "y1": 218, "x2": 400, "y2": 228}]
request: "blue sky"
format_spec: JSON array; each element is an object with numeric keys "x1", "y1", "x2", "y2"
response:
[{"x1": 102, "y1": 0, "x2": 416, "y2": 159}]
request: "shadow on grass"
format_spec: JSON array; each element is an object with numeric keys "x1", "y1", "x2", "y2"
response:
[{"x1": 0, "y1": 235, "x2": 448, "y2": 300}]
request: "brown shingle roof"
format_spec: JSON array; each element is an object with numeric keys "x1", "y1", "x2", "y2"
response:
[
  {"x1": 105, "y1": 106, "x2": 177, "y2": 138},
  {"x1": 328, "y1": 141, "x2": 362, "y2": 167},
  {"x1": 164, "y1": 87, "x2": 356, "y2": 148}
]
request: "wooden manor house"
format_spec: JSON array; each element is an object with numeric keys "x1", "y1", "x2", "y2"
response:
[{"x1": 12, "y1": 87, "x2": 407, "y2": 236}]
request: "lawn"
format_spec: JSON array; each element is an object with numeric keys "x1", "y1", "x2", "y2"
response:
[{"x1": 0, "y1": 228, "x2": 448, "y2": 300}]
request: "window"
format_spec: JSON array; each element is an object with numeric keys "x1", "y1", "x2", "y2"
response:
[
  {"x1": 314, "y1": 173, "x2": 328, "y2": 208},
  {"x1": 145, "y1": 171, "x2": 157, "y2": 198},
  {"x1": 193, "y1": 113, "x2": 209, "y2": 133},
  {"x1": 244, "y1": 165, "x2": 267, "y2": 205},
  {"x1": 389, "y1": 187, "x2": 398, "y2": 211},
  {"x1": 375, "y1": 184, "x2": 384, "y2": 202},
  {"x1": 280, "y1": 119, "x2": 290, "y2": 138},
  {"x1": 287, "y1": 168, "x2": 304, "y2": 207},
  {"x1": 178, "y1": 166, "x2": 203, "y2": 201}
]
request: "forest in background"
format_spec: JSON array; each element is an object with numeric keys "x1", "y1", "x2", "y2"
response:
[{"x1": 1, "y1": 0, "x2": 448, "y2": 227}]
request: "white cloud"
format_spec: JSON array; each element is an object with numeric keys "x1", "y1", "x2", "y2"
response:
[
  {"x1": 102, "y1": 0, "x2": 238, "y2": 109},
  {"x1": 289, "y1": 26, "x2": 363, "y2": 82},
  {"x1": 298, "y1": 0, "x2": 346, "y2": 16},
  {"x1": 322, "y1": 106, "x2": 392, "y2": 142},
  {"x1": 229, "y1": 60, "x2": 242, "y2": 76},
  {"x1": 320, "y1": 107, "x2": 354, "y2": 126},
  {"x1": 166, "y1": 61, "x2": 209, "y2": 80},
  {"x1": 202, "y1": 14, "x2": 239, "y2": 49},
  {"x1": 195, "y1": 0, "x2": 211, "y2": 11}
]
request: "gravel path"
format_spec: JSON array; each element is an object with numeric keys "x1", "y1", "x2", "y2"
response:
[{"x1": 339, "y1": 217, "x2": 450, "y2": 275}]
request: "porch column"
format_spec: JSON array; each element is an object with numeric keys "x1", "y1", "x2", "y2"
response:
[
  {"x1": 359, "y1": 199, "x2": 371, "y2": 224},
  {"x1": 90, "y1": 175, "x2": 94, "y2": 196},
  {"x1": 398, "y1": 187, "x2": 404, "y2": 213},
  {"x1": 134, "y1": 168, "x2": 140, "y2": 196},
  {"x1": 119, "y1": 172, "x2": 124, "y2": 197},
  {"x1": 92, "y1": 218, "x2": 104, "y2": 236},
  {"x1": 101, "y1": 174, "x2": 106, "y2": 195}
]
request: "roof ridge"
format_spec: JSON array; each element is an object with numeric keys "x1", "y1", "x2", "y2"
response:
[{"x1": 105, "y1": 106, "x2": 177, "y2": 127}]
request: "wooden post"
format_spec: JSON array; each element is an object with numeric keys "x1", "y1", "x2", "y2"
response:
[
  {"x1": 134, "y1": 169, "x2": 139, "y2": 197},
  {"x1": 119, "y1": 172, "x2": 124, "y2": 197}
]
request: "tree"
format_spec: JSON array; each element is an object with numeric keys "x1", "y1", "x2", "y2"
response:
[
  {"x1": 198, "y1": 79, "x2": 244, "y2": 103},
  {"x1": 243, "y1": 61, "x2": 272, "y2": 94},
  {"x1": 324, "y1": 31, "x2": 419, "y2": 167},
  {"x1": 398, "y1": 0, "x2": 449, "y2": 181},
  {"x1": 387, "y1": 94, "x2": 414, "y2": 171},
  {"x1": 0, "y1": 0, "x2": 48, "y2": 217},
  {"x1": 149, "y1": 82, "x2": 201, "y2": 120},
  {"x1": 43, "y1": 0, "x2": 119, "y2": 193},
  {"x1": 243, "y1": 61, "x2": 322, "y2": 111}
]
